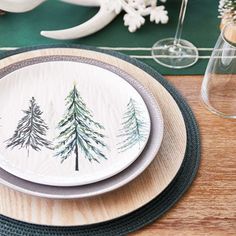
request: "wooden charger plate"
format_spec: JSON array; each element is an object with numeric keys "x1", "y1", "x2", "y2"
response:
[{"x1": 0, "y1": 47, "x2": 187, "y2": 226}]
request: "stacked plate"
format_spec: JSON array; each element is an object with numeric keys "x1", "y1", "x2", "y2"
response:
[{"x1": 0, "y1": 52, "x2": 164, "y2": 199}]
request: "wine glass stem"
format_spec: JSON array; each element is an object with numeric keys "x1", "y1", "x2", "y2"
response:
[{"x1": 173, "y1": 0, "x2": 188, "y2": 46}]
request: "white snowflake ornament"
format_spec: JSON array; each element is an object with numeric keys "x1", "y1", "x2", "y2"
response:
[
  {"x1": 105, "y1": 0, "x2": 122, "y2": 14},
  {"x1": 120, "y1": 0, "x2": 169, "y2": 33},
  {"x1": 150, "y1": 6, "x2": 169, "y2": 24},
  {"x1": 124, "y1": 10, "x2": 146, "y2": 32}
]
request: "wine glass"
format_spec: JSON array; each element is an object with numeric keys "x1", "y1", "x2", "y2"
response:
[
  {"x1": 201, "y1": 22, "x2": 236, "y2": 119},
  {"x1": 152, "y1": 0, "x2": 198, "y2": 69}
]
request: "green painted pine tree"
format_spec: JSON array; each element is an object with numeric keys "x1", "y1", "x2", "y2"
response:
[
  {"x1": 219, "y1": 0, "x2": 236, "y2": 22},
  {"x1": 117, "y1": 98, "x2": 149, "y2": 152},
  {"x1": 55, "y1": 85, "x2": 106, "y2": 171},
  {"x1": 6, "y1": 97, "x2": 51, "y2": 156}
]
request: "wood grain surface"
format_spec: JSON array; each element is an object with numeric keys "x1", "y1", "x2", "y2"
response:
[
  {"x1": 132, "y1": 75, "x2": 236, "y2": 236},
  {"x1": 0, "y1": 48, "x2": 235, "y2": 235}
]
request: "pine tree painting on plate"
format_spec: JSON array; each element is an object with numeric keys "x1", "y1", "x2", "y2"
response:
[
  {"x1": 6, "y1": 97, "x2": 51, "y2": 156},
  {"x1": 54, "y1": 85, "x2": 107, "y2": 171},
  {"x1": 117, "y1": 98, "x2": 149, "y2": 152}
]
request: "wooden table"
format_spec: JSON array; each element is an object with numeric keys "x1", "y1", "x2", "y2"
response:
[
  {"x1": 0, "y1": 74, "x2": 235, "y2": 235},
  {"x1": 133, "y1": 75, "x2": 236, "y2": 236}
]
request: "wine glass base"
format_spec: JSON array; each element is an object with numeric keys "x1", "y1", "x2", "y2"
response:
[{"x1": 152, "y1": 38, "x2": 199, "y2": 69}]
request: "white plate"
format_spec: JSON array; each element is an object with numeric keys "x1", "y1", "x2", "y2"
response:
[
  {"x1": 0, "y1": 56, "x2": 154, "y2": 186},
  {"x1": 0, "y1": 54, "x2": 164, "y2": 199}
]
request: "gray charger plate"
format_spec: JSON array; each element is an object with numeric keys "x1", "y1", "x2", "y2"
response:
[{"x1": 0, "y1": 55, "x2": 164, "y2": 199}]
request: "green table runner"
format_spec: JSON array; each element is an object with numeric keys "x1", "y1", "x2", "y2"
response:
[{"x1": 0, "y1": 0, "x2": 219, "y2": 75}]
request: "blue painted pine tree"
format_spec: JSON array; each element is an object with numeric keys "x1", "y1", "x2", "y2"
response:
[
  {"x1": 6, "y1": 97, "x2": 51, "y2": 156},
  {"x1": 55, "y1": 85, "x2": 107, "y2": 171},
  {"x1": 117, "y1": 98, "x2": 149, "y2": 152}
]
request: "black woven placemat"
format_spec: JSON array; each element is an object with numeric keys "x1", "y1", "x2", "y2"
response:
[{"x1": 0, "y1": 45, "x2": 201, "y2": 236}]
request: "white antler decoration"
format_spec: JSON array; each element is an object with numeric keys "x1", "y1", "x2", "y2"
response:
[
  {"x1": 0, "y1": 0, "x2": 169, "y2": 40},
  {"x1": 41, "y1": 0, "x2": 121, "y2": 40},
  {"x1": 0, "y1": 0, "x2": 45, "y2": 13}
]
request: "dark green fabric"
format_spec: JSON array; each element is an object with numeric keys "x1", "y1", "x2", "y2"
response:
[
  {"x1": 0, "y1": 0, "x2": 219, "y2": 75},
  {"x1": 0, "y1": 45, "x2": 201, "y2": 236}
]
